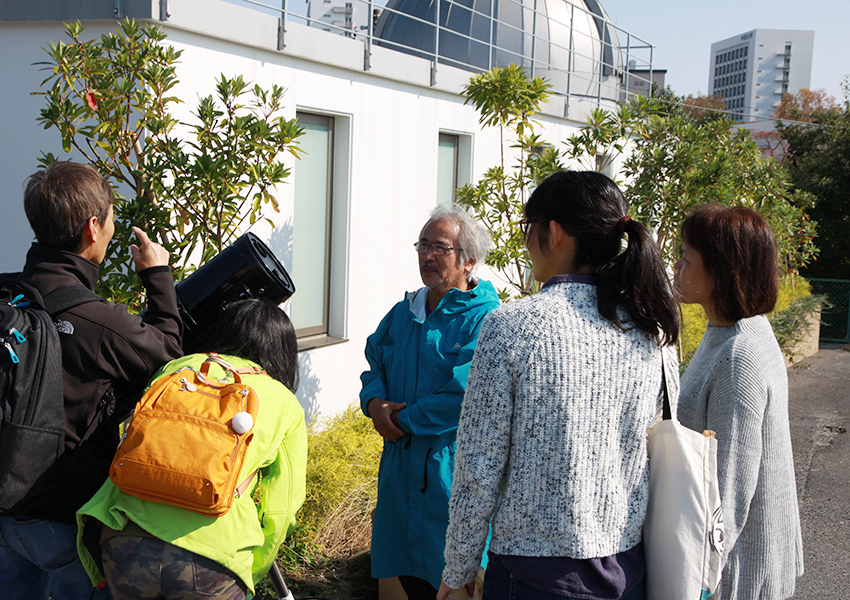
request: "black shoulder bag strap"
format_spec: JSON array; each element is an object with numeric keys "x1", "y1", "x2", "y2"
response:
[{"x1": 660, "y1": 349, "x2": 673, "y2": 421}]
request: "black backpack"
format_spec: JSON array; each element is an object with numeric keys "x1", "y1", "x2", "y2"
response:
[{"x1": 0, "y1": 279, "x2": 103, "y2": 516}]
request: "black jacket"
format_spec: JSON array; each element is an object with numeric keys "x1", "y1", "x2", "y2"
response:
[{"x1": 10, "y1": 243, "x2": 183, "y2": 522}]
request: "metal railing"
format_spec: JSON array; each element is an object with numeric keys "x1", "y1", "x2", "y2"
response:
[
  {"x1": 809, "y1": 278, "x2": 850, "y2": 343},
  {"x1": 225, "y1": 0, "x2": 656, "y2": 108}
]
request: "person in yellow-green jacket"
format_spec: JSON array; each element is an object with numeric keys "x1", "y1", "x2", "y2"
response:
[{"x1": 75, "y1": 299, "x2": 307, "y2": 600}]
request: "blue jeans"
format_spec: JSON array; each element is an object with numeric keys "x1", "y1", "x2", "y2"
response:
[
  {"x1": 0, "y1": 515, "x2": 110, "y2": 600},
  {"x1": 482, "y1": 553, "x2": 646, "y2": 600}
]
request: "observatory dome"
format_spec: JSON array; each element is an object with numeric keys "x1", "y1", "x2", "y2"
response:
[{"x1": 375, "y1": 0, "x2": 624, "y2": 100}]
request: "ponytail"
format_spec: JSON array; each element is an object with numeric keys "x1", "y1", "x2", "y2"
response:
[{"x1": 597, "y1": 218, "x2": 680, "y2": 346}]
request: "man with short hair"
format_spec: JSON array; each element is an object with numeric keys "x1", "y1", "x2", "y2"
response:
[
  {"x1": 0, "y1": 161, "x2": 183, "y2": 599},
  {"x1": 360, "y1": 204, "x2": 499, "y2": 598}
]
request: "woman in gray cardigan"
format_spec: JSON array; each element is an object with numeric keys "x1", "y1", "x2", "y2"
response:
[
  {"x1": 438, "y1": 171, "x2": 680, "y2": 600},
  {"x1": 674, "y1": 205, "x2": 804, "y2": 600}
]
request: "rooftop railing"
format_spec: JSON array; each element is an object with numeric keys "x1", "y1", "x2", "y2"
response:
[{"x1": 231, "y1": 0, "x2": 656, "y2": 111}]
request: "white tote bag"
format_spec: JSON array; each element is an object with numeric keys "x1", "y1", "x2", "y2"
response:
[{"x1": 644, "y1": 355, "x2": 724, "y2": 600}]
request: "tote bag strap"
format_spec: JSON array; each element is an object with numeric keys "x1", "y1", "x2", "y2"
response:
[{"x1": 660, "y1": 349, "x2": 673, "y2": 421}]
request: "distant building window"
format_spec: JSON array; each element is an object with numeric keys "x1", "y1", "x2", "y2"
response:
[{"x1": 437, "y1": 133, "x2": 459, "y2": 205}]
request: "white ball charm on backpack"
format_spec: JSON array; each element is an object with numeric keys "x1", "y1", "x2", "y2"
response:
[{"x1": 231, "y1": 411, "x2": 254, "y2": 434}]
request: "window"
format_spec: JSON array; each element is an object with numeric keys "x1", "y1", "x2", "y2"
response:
[
  {"x1": 437, "y1": 133, "x2": 459, "y2": 204},
  {"x1": 436, "y1": 131, "x2": 472, "y2": 206},
  {"x1": 291, "y1": 112, "x2": 335, "y2": 341}
]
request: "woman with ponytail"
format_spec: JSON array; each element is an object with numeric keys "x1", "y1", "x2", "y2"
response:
[{"x1": 438, "y1": 171, "x2": 679, "y2": 600}]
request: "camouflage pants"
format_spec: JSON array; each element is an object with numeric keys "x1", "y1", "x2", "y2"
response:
[{"x1": 100, "y1": 534, "x2": 247, "y2": 600}]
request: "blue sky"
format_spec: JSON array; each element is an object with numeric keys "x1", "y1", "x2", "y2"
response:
[{"x1": 602, "y1": 0, "x2": 849, "y2": 101}]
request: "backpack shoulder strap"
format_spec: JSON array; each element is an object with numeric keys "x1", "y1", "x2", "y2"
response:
[
  {"x1": 42, "y1": 284, "x2": 103, "y2": 316},
  {"x1": 0, "y1": 279, "x2": 101, "y2": 315}
]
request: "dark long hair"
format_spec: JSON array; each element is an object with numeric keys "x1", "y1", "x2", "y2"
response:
[
  {"x1": 682, "y1": 204, "x2": 778, "y2": 322},
  {"x1": 525, "y1": 171, "x2": 679, "y2": 345},
  {"x1": 210, "y1": 299, "x2": 299, "y2": 392}
]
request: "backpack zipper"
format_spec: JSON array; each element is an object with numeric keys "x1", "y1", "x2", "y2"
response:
[{"x1": 3, "y1": 340, "x2": 18, "y2": 364}]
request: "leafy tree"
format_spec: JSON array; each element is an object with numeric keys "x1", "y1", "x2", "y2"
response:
[
  {"x1": 456, "y1": 65, "x2": 563, "y2": 300},
  {"x1": 459, "y1": 68, "x2": 816, "y2": 299},
  {"x1": 651, "y1": 87, "x2": 728, "y2": 124},
  {"x1": 775, "y1": 88, "x2": 838, "y2": 123},
  {"x1": 561, "y1": 100, "x2": 817, "y2": 278},
  {"x1": 750, "y1": 129, "x2": 788, "y2": 159},
  {"x1": 778, "y1": 80, "x2": 850, "y2": 278},
  {"x1": 35, "y1": 19, "x2": 303, "y2": 306},
  {"x1": 679, "y1": 92, "x2": 728, "y2": 124},
  {"x1": 562, "y1": 95, "x2": 657, "y2": 176}
]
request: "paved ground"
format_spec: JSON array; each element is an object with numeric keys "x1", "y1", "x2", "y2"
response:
[{"x1": 787, "y1": 344, "x2": 850, "y2": 598}]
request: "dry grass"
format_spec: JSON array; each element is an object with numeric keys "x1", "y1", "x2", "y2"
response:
[{"x1": 255, "y1": 404, "x2": 382, "y2": 600}]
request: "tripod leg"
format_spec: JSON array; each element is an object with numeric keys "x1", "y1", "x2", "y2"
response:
[{"x1": 269, "y1": 561, "x2": 294, "y2": 600}]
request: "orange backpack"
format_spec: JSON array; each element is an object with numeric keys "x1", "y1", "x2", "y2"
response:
[{"x1": 110, "y1": 355, "x2": 262, "y2": 517}]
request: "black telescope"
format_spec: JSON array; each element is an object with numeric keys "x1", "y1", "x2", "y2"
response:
[{"x1": 175, "y1": 232, "x2": 295, "y2": 354}]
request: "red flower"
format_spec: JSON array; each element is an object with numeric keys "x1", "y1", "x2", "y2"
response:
[{"x1": 85, "y1": 91, "x2": 98, "y2": 110}]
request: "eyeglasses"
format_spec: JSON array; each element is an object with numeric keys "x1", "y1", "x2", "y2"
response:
[
  {"x1": 414, "y1": 241, "x2": 458, "y2": 256},
  {"x1": 519, "y1": 219, "x2": 547, "y2": 236}
]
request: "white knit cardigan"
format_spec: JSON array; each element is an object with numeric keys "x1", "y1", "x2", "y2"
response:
[
  {"x1": 442, "y1": 281, "x2": 678, "y2": 588},
  {"x1": 677, "y1": 315, "x2": 804, "y2": 600}
]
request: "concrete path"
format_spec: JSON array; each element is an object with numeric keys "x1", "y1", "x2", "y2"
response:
[{"x1": 787, "y1": 344, "x2": 850, "y2": 598}]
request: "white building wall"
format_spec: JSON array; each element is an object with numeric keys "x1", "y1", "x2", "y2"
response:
[
  {"x1": 709, "y1": 29, "x2": 814, "y2": 122},
  {"x1": 0, "y1": 0, "x2": 617, "y2": 419}
]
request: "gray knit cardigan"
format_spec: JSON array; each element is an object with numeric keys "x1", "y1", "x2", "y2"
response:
[
  {"x1": 677, "y1": 315, "x2": 804, "y2": 600},
  {"x1": 442, "y1": 281, "x2": 678, "y2": 589}
]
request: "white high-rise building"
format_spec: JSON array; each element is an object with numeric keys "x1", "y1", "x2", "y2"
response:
[{"x1": 709, "y1": 29, "x2": 814, "y2": 122}]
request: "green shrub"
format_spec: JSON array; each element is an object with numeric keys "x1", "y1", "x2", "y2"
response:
[
  {"x1": 679, "y1": 278, "x2": 822, "y2": 370},
  {"x1": 678, "y1": 303, "x2": 709, "y2": 369},
  {"x1": 270, "y1": 403, "x2": 382, "y2": 598},
  {"x1": 298, "y1": 404, "x2": 382, "y2": 546}
]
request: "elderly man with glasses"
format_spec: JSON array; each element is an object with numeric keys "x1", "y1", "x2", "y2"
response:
[{"x1": 360, "y1": 204, "x2": 499, "y2": 599}]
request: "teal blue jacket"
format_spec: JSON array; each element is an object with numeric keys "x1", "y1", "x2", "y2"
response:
[{"x1": 360, "y1": 280, "x2": 499, "y2": 589}]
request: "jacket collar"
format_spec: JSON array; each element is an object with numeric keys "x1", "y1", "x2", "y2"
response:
[
  {"x1": 405, "y1": 278, "x2": 498, "y2": 322},
  {"x1": 22, "y1": 243, "x2": 100, "y2": 292}
]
